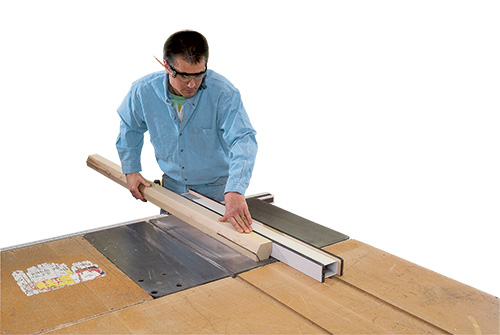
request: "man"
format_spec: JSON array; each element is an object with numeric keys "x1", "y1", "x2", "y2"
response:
[{"x1": 116, "y1": 30, "x2": 257, "y2": 233}]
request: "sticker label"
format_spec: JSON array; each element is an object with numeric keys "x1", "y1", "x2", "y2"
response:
[{"x1": 12, "y1": 260, "x2": 106, "y2": 296}]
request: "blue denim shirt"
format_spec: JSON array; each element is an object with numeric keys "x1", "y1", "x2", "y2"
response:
[{"x1": 116, "y1": 70, "x2": 257, "y2": 196}]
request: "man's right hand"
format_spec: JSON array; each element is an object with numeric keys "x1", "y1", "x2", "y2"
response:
[{"x1": 125, "y1": 172, "x2": 151, "y2": 202}]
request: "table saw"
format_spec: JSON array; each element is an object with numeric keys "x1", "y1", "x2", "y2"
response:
[{"x1": 1, "y1": 156, "x2": 498, "y2": 334}]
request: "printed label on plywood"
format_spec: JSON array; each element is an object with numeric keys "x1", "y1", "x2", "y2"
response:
[{"x1": 12, "y1": 261, "x2": 106, "y2": 296}]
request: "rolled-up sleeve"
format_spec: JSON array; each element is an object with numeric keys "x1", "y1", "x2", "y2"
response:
[{"x1": 116, "y1": 87, "x2": 148, "y2": 174}]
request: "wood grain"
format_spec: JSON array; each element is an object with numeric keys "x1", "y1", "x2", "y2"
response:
[
  {"x1": 240, "y1": 262, "x2": 444, "y2": 334},
  {"x1": 325, "y1": 239, "x2": 499, "y2": 335},
  {"x1": 49, "y1": 277, "x2": 327, "y2": 334}
]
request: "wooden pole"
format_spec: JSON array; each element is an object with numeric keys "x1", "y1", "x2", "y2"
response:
[
  {"x1": 186, "y1": 190, "x2": 344, "y2": 282},
  {"x1": 87, "y1": 154, "x2": 272, "y2": 262}
]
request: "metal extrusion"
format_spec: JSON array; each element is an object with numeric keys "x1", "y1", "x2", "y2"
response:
[{"x1": 184, "y1": 191, "x2": 345, "y2": 282}]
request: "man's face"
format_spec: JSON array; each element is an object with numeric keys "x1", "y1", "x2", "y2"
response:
[{"x1": 165, "y1": 57, "x2": 206, "y2": 98}]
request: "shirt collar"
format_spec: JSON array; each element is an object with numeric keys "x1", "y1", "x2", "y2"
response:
[{"x1": 163, "y1": 72, "x2": 207, "y2": 101}]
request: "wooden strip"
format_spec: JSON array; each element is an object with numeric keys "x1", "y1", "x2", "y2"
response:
[
  {"x1": 49, "y1": 277, "x2": 328, "y2": 334},
  {"x1": 240, "y1": 262, "x2": 445, "y2": 334},
  {"x1": 87, "y1": 154, "x2": 272, "y2": 262},
  {"x1": 186, "y1": 190, "x2": 343, "y2": 282},
  {"x1": 324, "y1": 239, "x2": 499, "y2": 335},
  {"x1": 1, "y1": 236, "x2": 151, "y2": 335}
]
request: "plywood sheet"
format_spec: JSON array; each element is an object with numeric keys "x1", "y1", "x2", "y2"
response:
[
  {"x1": 240, "y1": 262, "x2": 443, "y2": 334},
  {"x1": 1, "y1": 236, "x2": 151, "y2": 334},
  {"x1": 48, "y1": 277, "x2": 327, "y2": 334},
  {"x1": 324, "y1": 239, "x2": 499, "y2": 335}
]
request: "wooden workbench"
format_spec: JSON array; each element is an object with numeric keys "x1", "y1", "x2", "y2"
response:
[{"x1": 1, "y1": 228, "x2": 498, "y2": 334}]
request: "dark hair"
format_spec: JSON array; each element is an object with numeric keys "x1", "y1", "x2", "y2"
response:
[{"x1": 163, "y1": 30, "x2": 209, "y2": 66}]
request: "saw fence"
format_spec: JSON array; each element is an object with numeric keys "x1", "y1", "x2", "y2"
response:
[{"x1": 0, "y1": 154, "x2": 497, "y2": 334}]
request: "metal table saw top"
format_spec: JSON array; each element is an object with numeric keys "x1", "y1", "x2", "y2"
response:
[
  {"x1": 84, "y1": 215, "x2": 274, "y2": 298},
  {"x1": 83, "y1": 197, "x2": 349, "y2": 298}
]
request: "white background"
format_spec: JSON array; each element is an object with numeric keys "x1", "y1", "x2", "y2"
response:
[{"x1": 1, "y1": 1, "x2": 498, "y2": 297}]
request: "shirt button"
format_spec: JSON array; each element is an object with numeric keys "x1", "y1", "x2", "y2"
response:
[
  {"x1": 179, "y1": 133, "x2": 182, "y2": 136},
  {"x1": 180, "y1": 149, "x2": 184, "y2": 152},
  {"x1": 184, "y1": 178, "x2": 188, "y2": 181},
  {"x1": 181, "y1": 166, "x2": 184, "y2": 169}
]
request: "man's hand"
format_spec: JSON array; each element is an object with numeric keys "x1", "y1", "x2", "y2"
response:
[
  {"x1": 219, "y1": 192, "x2": 253, "y2": 233},
  {"x1": 125, "y1": 172, "x2": 151, "y2": 202}
]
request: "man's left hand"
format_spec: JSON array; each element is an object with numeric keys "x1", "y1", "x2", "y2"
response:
[{"x1": 219, "y1": 192, "x2": 253, "y2": 233}]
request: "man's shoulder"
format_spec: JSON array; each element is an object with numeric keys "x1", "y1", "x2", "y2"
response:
[
  {"x1": 130, "y1": 71, "x2": 165, "y2": 90},
  {"x1": 205, "y1": 70, "x2": 239, "y2": 95}
]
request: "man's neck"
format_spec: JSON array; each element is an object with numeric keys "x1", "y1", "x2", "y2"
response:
[{"x1": 168, "y1": 83, "x2": 183, "y2": 97}]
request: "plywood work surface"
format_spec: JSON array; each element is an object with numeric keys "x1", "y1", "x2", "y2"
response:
[
  {"x1": 1, "y1": 236, "x2": 152, "y2": 334},
  {"x1": 3, "y1": 222, "x2": 498, "y2": 335},
  {"x1": 240, "y1": 262, "x2": 443, "y2": 334},
  {"x1": 324, "y1": 239, "x2": 499, "y2": 335},
  {"x1": 48, "y1": 277, "x2": 326, "y2": 334}
]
